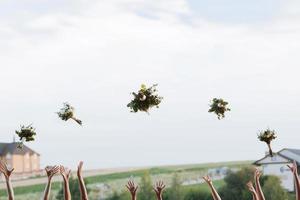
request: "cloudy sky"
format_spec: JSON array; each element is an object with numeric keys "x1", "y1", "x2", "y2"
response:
[{"x1": 1, "y1": 0, "x2": 300, "y2": 170}]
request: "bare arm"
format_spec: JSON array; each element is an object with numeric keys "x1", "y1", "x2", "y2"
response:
[
  {"x1": 126, "y1": 180, "x2": 138, "y2": 200},
  {"x1": 254, "y1": 169, "x2": 265, "y2": 200},
  {"x1": 77, "y1": 161, "x2": 88, "y2": 200},
  {"x1": 60, "y1": 166, "x2": 71, "y2": 200},
  {"x1": 288, "y1": 161, "x2": 300, "y2": 200},
  {"x1": 247, "y1": 181, "x2": 259, "y2": 200},
  {"x1": 0, "y1": 161, "x2": 14, "y2": 200},
  {"x1": 43, "y1": 166, "x2": 59, "y2": 200},
  {"x1": 203, "y1": 176, "x2": 222, "y2": 200},
  {"x1": 153, "y1": 181, "x2": 165, "y2": 200}
]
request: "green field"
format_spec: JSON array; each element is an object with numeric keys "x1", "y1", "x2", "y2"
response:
[{"x1": 0, "y1": 161, "x2": 251, "y2": 200}]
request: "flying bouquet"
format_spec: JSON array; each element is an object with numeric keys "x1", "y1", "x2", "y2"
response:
[
  {"x1": 258, "y1": 129, "x2": 276, "y2": 157},
  {"x1": 208, "y1": 98, "x2": 231, "y2": 119},
  {"x1": 15, "y1": 124, "x2": 36, "y2": 148},
  {"x1": 127, "y1": 84, "x2": 163, "y2": 113},
  {"x1": 57, "y1": 103, "x2": 82, "y2": 125}
]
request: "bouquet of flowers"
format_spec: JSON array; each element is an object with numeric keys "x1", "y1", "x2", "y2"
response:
[
  {"x1": 15, "y1": 124, "x2": 36, "y2": 148},
  {"x1": 208, "y1": 98, "x2": 231, "y2": 119},
  {"x1": 258, "y1": 129, "x2": 277, "y2": 157},
  {"x1": 127, "y1": 84, "x2": 163, "y2": 113},
  {"x1": 57, "y1": 103, "x2": 82, "y2": 125}
]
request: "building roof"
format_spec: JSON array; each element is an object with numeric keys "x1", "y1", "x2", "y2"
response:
[
  {"x1": 0, "y1": 142, "x2": 40, "y2": 156},
  {"x1": 282, "y1": 148, "x2": 300, "y2": 156},
  {"x1": 254, "y1": 148, "x2": 300, "y2": 166}
]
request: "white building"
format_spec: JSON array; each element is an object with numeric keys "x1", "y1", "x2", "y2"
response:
[{"x1": 254, "y1": 148, "x2": 300, "y2": 192}]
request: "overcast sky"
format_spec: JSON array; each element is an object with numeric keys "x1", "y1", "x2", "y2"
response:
[{"x1": 1, "y1": 0, "x2": 300, "y2": 170}]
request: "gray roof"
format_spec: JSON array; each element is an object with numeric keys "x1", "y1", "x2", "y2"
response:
[
  {"x1": 0, "y1": 143, "x2": 40, "y2": 156},
  {"x1": 254, "y1": 148, "x2": 300, "y2": 165},
  {"x1": 283, "y1": 148, "x2": 300, "y2": 156}
]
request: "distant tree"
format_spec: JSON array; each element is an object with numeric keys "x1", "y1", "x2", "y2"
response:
[
  {"x1": 183, "y1": 189, "x2": 210, "y2": 200},
  {"x1": 56, "y1": 176, "x2": 90, "y2": 200},
  {"x1": 219, "y1": 167, "x2": 254, "y2": 200},
  {"x1": 262, "y1": 176, "x2": 288, "y2": 200},
  {"x1": 138, "y1": 171, "x2": 155, "y2": 200},
  {"x1": 166, "y1": 173, "x2": 183, "y2": 200}
]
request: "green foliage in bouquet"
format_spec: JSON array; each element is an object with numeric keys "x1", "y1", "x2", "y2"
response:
[
  {"x1": 57, "y1": 103, "x2": 82, "y2": 125},
  {"x1": 15, "y1": 124, "x2": 36, "y2": 148},
  {"x1": 258, "y1": 129, "x2": 277, "y2": 157},
  {"x1": 208, "y1": 98, "x2": 231, "y2": 119},
  {"x1": 127, "y1": 84, "x2": 163, "y2": 113}
]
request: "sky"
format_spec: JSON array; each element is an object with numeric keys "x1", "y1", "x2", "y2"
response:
[{"x1": 1, "y1": 0, "x2": 300, "y2": 170}]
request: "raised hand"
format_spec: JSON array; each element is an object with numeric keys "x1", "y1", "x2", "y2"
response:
[
  {"x1": 288, "y1": 160, "x2": 300, "y2": 200},
  {"x1": 60, "y1": 165, "x2": 71, "y2": 200},
  {"x1": 247, "y1": 181, "x2": 259, "y2": 200},
  {"x1": 77, "y1": 161, "x2": 84, "y2": 177},
  {"x1": 45, "y1": 166, "x2": 59, "y2": 180},
  {"x1": 254, "y1": 168, "x2": 265, "y2": 200},
  {"x1": 287, "y1": 160, "x2": 298, "y2": 175},
  {"x1": 0, "y1": 161, "x2": 14, "y2": 180},
  {"x1": 126, "y1": 180, "x2": 138, "y2": 200},
  {"x1": 77, "y1": 161, "x2": 88, "y2": 200},
  {"x1": 60, "y1": 165, "x2": 71, "y2": 181},
  {"x1": 254, "y1": 169, "x2": 262, "y2": 179},
  {"x1": 43, "y1": 165, "x2": 59, "y2": 200},
  {"x1": 203, "y1": 175, "x2": 213, "y2": 185},
  {"x1": 153, "y1": 181, "x2": 166, "y2": 200},
  {"x1": 246, "y1": 181, "x2": 256, "y2": 193},
  {"x1": 203, "y1": 175, "x2": 222, "y2": 200},
  {"x1": 0, "y1": 161, "x2": 15, "y2": 200}
]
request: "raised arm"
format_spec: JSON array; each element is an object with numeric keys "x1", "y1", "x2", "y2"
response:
[
  {"x1": 287, "y1": 161, "x2": 300, "y2": 200},
  {"x1": 77, "y1": 161, "x2": 88, "y2": 200},
  {"x1": 254, "y1": 169, "x2": 265, "y2": 200},
  {"x1": 43, "y1": 165, "x2": 59, "y2": 200},
  {"x1": 0, "y1": 161, "x2": 15, "y2": 200},
  {"x1": 247, "y1": 181, "x2": 259, "y2": 200},
  {"x1": 60, "y1": 165, "x2": 72, "y2": 200},
  {"x1": 203, "y1": 175, "x2": 222, "y2": 200},
  {"x1": 126, "y1": 180, "x2": 138, "y2": 200},
  {"x1": 153, "y1": 181, "x2": 166, "y2": 200}
]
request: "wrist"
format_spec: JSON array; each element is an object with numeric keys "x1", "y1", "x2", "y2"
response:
[
  {"x1": 131, "y1": 195, "x2": 136, "y2": 200},
  {"x1": 5, "y1": 176, "x2": 11, "y2": 182}
]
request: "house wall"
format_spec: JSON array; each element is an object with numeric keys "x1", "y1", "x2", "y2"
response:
[
  {"x1": 30, "y1": 153, "x2": 40, "y2": 171},
  {"x1": 1, "y1": 153, "x2": 41, "y2": 174},
  {"x1": 12, "y1": 154, "x2": 24, "y2": 173},
  {"x1": 262, "y1": 163, "x2": 294, "y2": 192}
]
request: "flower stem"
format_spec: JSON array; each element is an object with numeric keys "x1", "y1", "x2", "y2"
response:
[
  {"x1": 71, "y1": 117, "x2": 82, "y2": 125},
  {"x1": 267, "y1": 143, "x2": 273, "y2": 157}
]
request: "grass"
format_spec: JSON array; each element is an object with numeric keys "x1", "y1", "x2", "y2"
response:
[
  {"x1": 0, "y1": 168, "x2": 172, "y2": 196},
  {"x1": 0, "y1": 161, "x2": 251, "y2": 197}
]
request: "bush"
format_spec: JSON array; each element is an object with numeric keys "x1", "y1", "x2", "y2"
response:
[
  {"x1": 262, "y1": 176, "x2": 288, "y2": 200},
  {"x1": 183, "y1": 189, "x2": 210, "y2": 200},
  {"x1": 138, "y1": 171, "x2": 155, "y2": 200}
]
